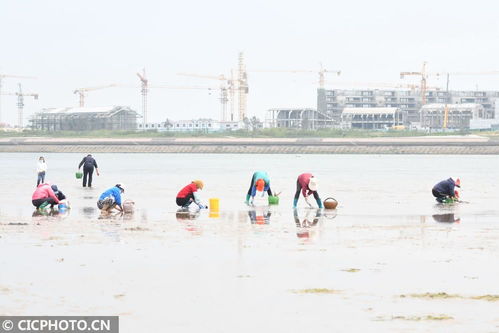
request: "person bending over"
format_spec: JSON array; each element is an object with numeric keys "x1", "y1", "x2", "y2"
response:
[
  {"x1": 432, "y1": 178, "x2": 460, "y2": 203},
  {"x1": 293, "y1": 173, "x2": 323, "y2": 208},
  {"x1": 176, "y1": 180, "x2": 207, "y2": 209},
  {"x1": 97, "y1": 184, "x2": 125, "y2": 213},
  {"x1": 245, "y1": 171, "x2": 273, "y2": 205},
  {"x1": 51, "y1": 185, "x2": 66, "y2": 201},
  {"x1": 32, "y1": 183, "x2": 60, "y2": 209}
]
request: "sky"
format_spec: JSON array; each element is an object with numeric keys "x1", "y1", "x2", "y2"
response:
[{"x1": 1, "y1": 0, "x2": 498, "y2": 125}]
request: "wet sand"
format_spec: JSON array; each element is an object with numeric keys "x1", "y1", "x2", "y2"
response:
[{"x1": 1, "y1": 153, "x2": 499, "y2": 332}]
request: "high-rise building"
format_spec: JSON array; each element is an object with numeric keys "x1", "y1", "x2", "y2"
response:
[{"x1": 318, "y1": 88, "x2": 499, "y2": 125}]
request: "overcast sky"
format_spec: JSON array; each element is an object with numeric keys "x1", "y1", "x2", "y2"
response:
[{"x1": 1, "y1": 0, "x2": 498, "y2": 125}]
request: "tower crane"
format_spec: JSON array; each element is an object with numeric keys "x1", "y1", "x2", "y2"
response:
[
  {"x1": 250, "y1": 65, "x2": 341, "y2": 89},
  {"x1": 439, "y1": 70, "x2": 499, "y2": 128},
  {"x1": 1, "y1": 83, "x2": 39, "y2": 128},
  {"x1": 0, "y1": 74, "x2": 36, "y2": 124},
  {"x1": 73, "y1": 84, "x2": 118, "y2": 107},
  {"x1": 322, "y1": 81, "x2": 441, "y2": 90},
  {"x1": 238, "y1": 52, "x2": 248, "y2": 121},
  {"x1": 137, "y1": 68, "x2": 148, "y2": 125},
  {"x1": 177, "y1": 72, "x2": 234, "y2": 121},
  {"x1": 400, "y1": 62, "x2": 446, "y2": 105},
  {"x1": 133, "y1": 70, "x2": 215, "y2": 125},
  {"x1": 402, "y1": 64, "x2": 499, "y2": 128}
]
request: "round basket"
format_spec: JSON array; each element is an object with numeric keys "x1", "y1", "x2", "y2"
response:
[{"x1": 323, "y1": 197, "x2": 338, "y2": 210}]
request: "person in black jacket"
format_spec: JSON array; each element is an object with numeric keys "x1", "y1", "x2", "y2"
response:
[
  {"x1": 78, "y1": 154, "x2": 100, "y2": 187},
  {"x1": 432, "y1": 177, "x2": 460, "y2": 203},
  {"x1": 51, "y1": 185, "x2": 67, "y2": 201}
]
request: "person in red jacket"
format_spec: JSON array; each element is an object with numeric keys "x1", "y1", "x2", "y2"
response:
[
  {"x1": 176, "y1": 180, "x2": 208, "y2": 209},
  {"x1": 293, "y1": 173, "x2": 323, "y2": 208},
  {"x1": 32, "y1": 183, "x2": 60, "y2": 208}
]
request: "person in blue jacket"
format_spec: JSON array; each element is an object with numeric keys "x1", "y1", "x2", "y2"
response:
[
  {"x1": 432, "y1": 178, "x2": 460, "y2": 203},
  {"x1": 245, "y1": 171, "x2": 273, "y2": 205},
  {"x1": 97, "y1": 184, "x2": 125, "y2": 212}
]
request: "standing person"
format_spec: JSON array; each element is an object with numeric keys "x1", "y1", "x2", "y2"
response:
[
  {"x1": 36, "y1": 156, "x2": 47, "y2": 186},
  {"x1": 176, "y1": 180, "x2": 207, "y2": 209},
  {"x1": 32, "y1": 183, "x2": 60, "y2": 209},
  {"x1": 432, "y1": 178, "x2": 460, "y2": 203},
  {"x1": 97, "y1": 184, "x2": 125, "y2": 213},
  {"x1": 78, "y1": 154, "x2": 99, "y2": 187},
  {"x1": 293, "y1": 173, "x2": 323, "y2": 208},
  {"x1": 245, "y1": 171, "x2": 273, "y2": 205}
]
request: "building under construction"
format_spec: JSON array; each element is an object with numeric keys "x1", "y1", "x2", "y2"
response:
[
  {"x1": 30, "y1": 106, "x2": 139, "y2": 131},
  {"x1": 318, "y1": 89, "x2": 499, "y2": 125},
  {"x1": 265, "y1": 108, "x2": 334, "y2": 129},
  {"x1": 341, "y1": 107, "x2": 406, "y2": 129},
  {"x1": 420, "y1": 103, "x2": 484, "y2": 130}
]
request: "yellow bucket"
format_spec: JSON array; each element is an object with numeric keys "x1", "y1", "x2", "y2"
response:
[
  {"x1": 209, "y1": 198, "x2": 220, "y2": 211},
  {"x1": 209, "y1": 211, "x2": 220, "y2": 218}
]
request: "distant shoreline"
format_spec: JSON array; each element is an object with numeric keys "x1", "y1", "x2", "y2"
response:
[{"x1": 0, "y1": 136, "x2": 498, "y2": 154}]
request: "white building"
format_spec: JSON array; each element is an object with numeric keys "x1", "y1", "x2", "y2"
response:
[
  {"x1": 341, "y1": 107, "x2": 406, "y2": 129},
  {"x1": 265, "y1": 108, "x2": 335, "y2": 129},
  {"x1": 137, "y1": 119, "x2": 243, "y2": 132}
]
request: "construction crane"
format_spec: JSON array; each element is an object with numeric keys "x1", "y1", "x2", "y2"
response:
[
  {"x1": 137, "y1": 68, "x2": 148, "y2": 125},
  {"x1": 1, "y1": 83, "x2": 39, "y2": 128},
  {"x1": 251, "y1": 64, "x2": 341, "y2": 90},
  {"x1": 400, "y1": 62, "x2": 447, "y2": 105},
  {"x1": 322, "y1": 81, "x2": 441, "y2": 90},
  {"x1": 402, "y1": 65, "x2": 499, "y2": 128},
  {"x1": 0, "y1": 74, "x2": 36, "y2": 124},
  {"x1": 439, "y1": 70, "x2": 499, "y2": 129},
  {"x1": 134, "y1": 69, "x2": 214, "y2": 125},
  {"x1": 177, "y1": 72, "x2": 235, "y2": 121},
  {"x1": 73, "y1": 84, "x2": 118, "y2": 107},
  {"x1": 238, "y1": 52, "x2": 248, "y2": 121}
]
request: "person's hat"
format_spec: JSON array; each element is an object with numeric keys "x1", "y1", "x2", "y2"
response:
[
  {"x1": 51, "y1": 185, "x2": 59, "y2": 193},
  {"x1": 256, "y1": 179, "x2": 265, "y2": 192},
  {"x1": 308, "y1": 177, "x2": 319, "y2": 191},
  {"x1": 193, "y1": 180, "x2": 204, "y2": 190},
  {"x1": 455, "y1": 178, "x2": 461, "y2": 187},
  {"x1": 116, "y1": 183, "x2": 125, "y2": 192}
]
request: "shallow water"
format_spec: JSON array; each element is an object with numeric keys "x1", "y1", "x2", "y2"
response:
[{"x1": 1, "y1": 153, "x2": 499, "y2": 332}]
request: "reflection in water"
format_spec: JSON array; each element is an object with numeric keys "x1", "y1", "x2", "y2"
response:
[
  {"x1": 323, "y1": 210, "x2": 338, "y2": 220},
  {"x1": 32, "y1": 208, "x2": 71, "y2": 219},
  {"x1": 176, "y1": 209, "x2": 200, "y2": 221},
  {"x1": 98, "y1": 210, "x2": 124, "y2": 220},
  {"x1": 176, "y1": 209, "x2": 202, "y2": 235},
  {"x1": 81, "y1": 207, "x2": 97, "y2": 219},
  {"x1": 294, "y1": 208, "x2": 322, "y2": 239},
  {"x1": 247, "y1": 207, "x2": 272, "y2": 225},
  {"x1": 432, "y1": 213, "x2": 461, "y2": 223}
]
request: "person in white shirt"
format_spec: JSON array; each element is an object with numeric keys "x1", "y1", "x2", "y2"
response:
[{"x1": 36, "y1": 156, "x2": 47, "y2": 186}]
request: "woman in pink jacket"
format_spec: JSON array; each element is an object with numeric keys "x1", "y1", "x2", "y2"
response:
[{"x1": 32, "y1": 183, "x2": 60, "y2": 208}]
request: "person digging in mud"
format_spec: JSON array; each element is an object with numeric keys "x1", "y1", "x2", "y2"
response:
[
  {"x1": 432, "y1": 178, "x2": 460, "y2": 203},
  {"x1": 176, "y1": 180, "x2": 207, "y2": 209},
  {"x1": 97, "y1": 184, "x2": 125, "y2": 213},
  {"x1": 245, "y1": 171, "x2": 273, "y2": 205},
  {"x1": 32, "y1": 183, "x2": 60, "y2": 210},
  {"x1": 293, "y1": 173, "x2": 323, "y2": 209}
]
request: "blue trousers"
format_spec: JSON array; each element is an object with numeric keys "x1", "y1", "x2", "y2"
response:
[{"x1": 37, "y1": 171, "x2": 45, "y2": 186}]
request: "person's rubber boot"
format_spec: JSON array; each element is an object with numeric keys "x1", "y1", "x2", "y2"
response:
[
  {"x1": 316, "y1": 198, "x2": 324, "y2": 209},
  {"x1": 293, "y1": 198, "x2": 298, "y2": 208},
  {"x1": 38, "y1": 201, "x2": 49, "y2": 211}
]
